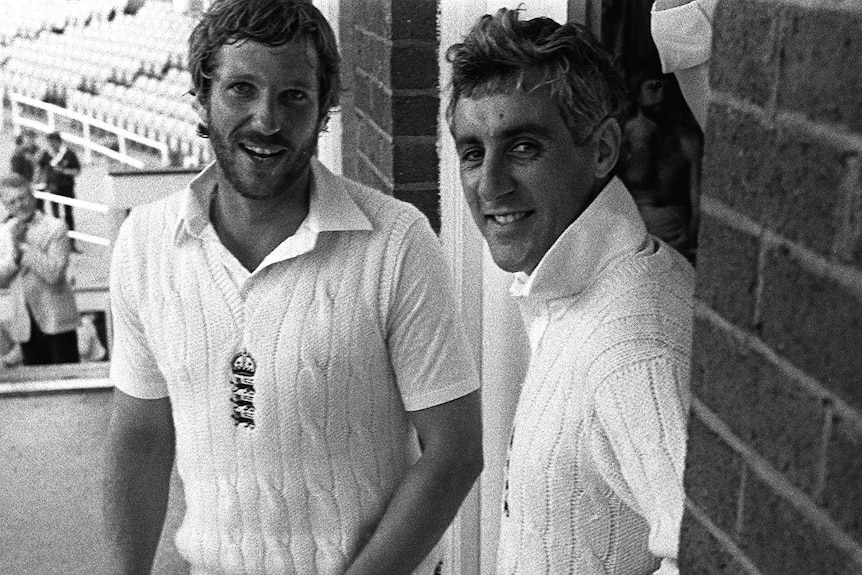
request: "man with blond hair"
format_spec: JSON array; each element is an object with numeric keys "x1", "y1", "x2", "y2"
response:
[{"x1": 103, "y1": 1, "x2": 483, "y2": 574}]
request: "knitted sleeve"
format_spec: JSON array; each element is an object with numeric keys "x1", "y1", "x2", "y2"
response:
[
  {"x1": 384, "y1": 216, "x2": 480, "y2": 411},
  {"x1": 108, "y1": 213, "x2": 168, "y2": 399},
  {"x1": 591, "y1": 355, "x2": 690, "y2": 573}
]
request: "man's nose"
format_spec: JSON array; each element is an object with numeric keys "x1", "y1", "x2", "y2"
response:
[
  {"x1": 477, "y1": 155, "x2": 515, "y2": 202},
  {"x1": 251, "y1": 96, "x2": 282, "y2": 135}
]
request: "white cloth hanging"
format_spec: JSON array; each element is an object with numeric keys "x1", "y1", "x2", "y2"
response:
[{"x1": 650, "y1": 0, "x2": 719, "y2": 129}]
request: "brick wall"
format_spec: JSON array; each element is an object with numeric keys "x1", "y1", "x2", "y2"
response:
[
  {"x1": 680, "y1": 0, "x2": 862, "y2": 573},
  {"x1": 338, "y1": 0, "x2": 441, "y2": 231}
]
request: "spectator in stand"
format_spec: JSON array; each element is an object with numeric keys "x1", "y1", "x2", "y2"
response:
[
  {"x1": 37, "y1": 131, "x2": 81, "y2": 238},
  {"x1": 10, "y1": 131, "x2": 38, "y2": 183},
  {"x1": 0, "y1": 173, "x2": 80, "y2": 365}
]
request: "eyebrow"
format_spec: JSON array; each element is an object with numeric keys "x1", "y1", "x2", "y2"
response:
[
  {"x1": 454, "y1": 122, "x2": 555, "y2": 146},
  {"x1": 499, "y1": 123, "x2": 555, "y2": 139},
  {"x1": 217, "y1": 71, "x2": 316, "y2": 90}
]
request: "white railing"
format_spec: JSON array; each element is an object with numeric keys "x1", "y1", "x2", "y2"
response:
[
  {"x1": 9, "y1": 92, "x2": 170, "y2": 169},
  {"x1": 33, "y1": 188, "x2": 112, "y2": 247}
]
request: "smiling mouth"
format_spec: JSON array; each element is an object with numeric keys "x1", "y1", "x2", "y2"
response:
[
  {"x1": 239, "y1": 142, "x2": 287, "y2": 160},
  {"x1": 488, "y1": 211, "x2": 531, "y2": 225}
]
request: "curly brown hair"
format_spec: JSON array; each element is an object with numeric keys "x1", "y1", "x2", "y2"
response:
[
  {"x1": 446, "y1": 8, "x2": 627, "y2": 143},
  {"x1": 188, "y1": 0, "x2": 340, "y2": 126}
]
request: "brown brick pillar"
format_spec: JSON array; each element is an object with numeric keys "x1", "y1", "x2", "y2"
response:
[
  {"x1": 339, "y1": 0, "x2": 441, "y2": 232},
  {"x1": 681, "y1": 1, "x2": 862, "y2": 573}
]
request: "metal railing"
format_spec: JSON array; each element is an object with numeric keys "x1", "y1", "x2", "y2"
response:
[
  {"x1": 9, "y1": 92, "x2": 170, "y2": 169},
  {"x1": 33, "y1": 188, "x2": 112, "y2": 247}
]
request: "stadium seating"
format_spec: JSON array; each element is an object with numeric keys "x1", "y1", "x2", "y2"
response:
[{"x1": 0, "y1": 0, "x2": 206, "y2": 167}]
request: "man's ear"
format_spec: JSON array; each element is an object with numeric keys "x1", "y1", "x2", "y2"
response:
[{"x1": 593, "y1": 117, "x2": 622, "y2": 180}]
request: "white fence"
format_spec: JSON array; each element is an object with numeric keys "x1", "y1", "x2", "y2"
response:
[
  {"x1": 33, "y1": 187, "x2": 111, "y2": 247},
  {"x1": 9, "y1": 92, "x2": 170, "y2": 169}
]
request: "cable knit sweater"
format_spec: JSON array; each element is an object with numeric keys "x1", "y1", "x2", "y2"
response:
[
  {"x1": 498, "y1": 178, "x2": 694, "y2": 575},
  {"x1": 109, "y1": 160, "x2": 479, "y2": 575}
]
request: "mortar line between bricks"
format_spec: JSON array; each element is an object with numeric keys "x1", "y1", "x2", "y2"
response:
[
  {"x1": 733, "y1": 461, "x2": 748, "y2": 538},
  {"x1": 701, "y1": 196, "x2": 763, "y2": 237},
  {"x1": 356, "y1": 150, "x2": 394, "y2": 190},
  {"x1": 812, "y1": 403, "x2": 835, "y2": 504},
  {"x1": 353, "y1": 65, "x2": 440, "y2": 100},
  {"x1": 392, "y1": 88, "x2": 438, "y2": 98},
  {"x1": 693, "y1": 399, "x2": 862, "y2": 568},
  {"x1": 703, "y1": 195, "x2": 862, "y2": 302},
  {"x1": 354, "y1": 28, "x2": 439, "y2": 50},
  {"x1": 776, "y1": 111, "x2": 862, "y2": 152},
  {"x1": 393, "y1": 135, "x2": 437, "y2": 145},
  {"x1": 832, "y1": 155, "x2": 862, "y2": 261},
  {"x1": 695, "y1": 301, "x2": 862, "y2": 440},
  {"x1": 394, "y1": 182, "x2": 438, "y2": 192},
  {"x1": 355, "y1": 108, "x2": 393, "y2": 144},
  {"x1": 391, "y1": 38, "x2": 438, "y2": 49},
  {"x1": 776, "y1": 234, "x2": 862, "y2": 303},
  {"x1": 354, "y1": 26, "x2": 392, "y2": 48},
  {"x1": 685, "y1": 498, "x2": 765, "y2": 575},
  {"x1": 355, "y1": 68, "x2": 393, "y2": 97},
  {"x1": 752, "y1": 234, "x2": 768, "y2": 328},
  {"x1": 768, "y1": 0, "x2": 862, "y2": 10},
  {"x1": 711, "y1": 90, "x2": 772, "y2": 125},
  {"x1": 765, "y1": 11, "x2": 783, "y2": 121}
]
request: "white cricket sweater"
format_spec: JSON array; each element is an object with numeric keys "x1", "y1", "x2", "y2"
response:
[
  {"x1": 498, "y1": 178, "x2": 694, "y2": 575},
  {"x1": 110, "y1": 160, "x2": 479, "y2": 575}
]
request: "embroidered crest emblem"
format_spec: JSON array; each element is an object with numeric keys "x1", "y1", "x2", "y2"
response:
[{"x1": 230, "y1": 349, "x2": 257, "y2": 429}]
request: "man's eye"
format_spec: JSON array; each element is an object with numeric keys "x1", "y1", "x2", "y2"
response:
[
  {"x1": 284, "y1": 90, "x2": 310, "y2": 103},
  {"x1": 228, "y1": 83, "x2": 254, "y2": 96},
  {"x1": 281, "y1": 90, "x2": 311, "y2": 105},
  {"x1": 460, "y1": 149, "x2": 483, "y2": 164},
  {"x1": 510, "y1": 141, "x2": 539, "y2": 156}
]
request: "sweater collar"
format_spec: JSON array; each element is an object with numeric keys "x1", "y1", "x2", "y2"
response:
[
  {"x1": 174, "y1": 157, "x2": 372, "y2": 244},
  {"x1": 509, "y1": 177, "x2": 649, "y2": 303}
]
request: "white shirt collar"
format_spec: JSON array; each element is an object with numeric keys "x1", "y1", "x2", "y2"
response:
[
  {"x1": 174, "y1": 157, "x2": 373, "y2": 246},
  {"x1": 509, "y1": 178, "x2": 650, "y2": 303},
  {"x1": 49, "y1": 145, "x2": 69, "y2": 167}
]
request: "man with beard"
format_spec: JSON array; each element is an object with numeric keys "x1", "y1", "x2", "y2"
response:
[
  {"x1": 618, "y1": 61, "x2": 703, "y2": 263},
  {"x1": 102, "y1": 1, "x2": 483, "y2": 574}
]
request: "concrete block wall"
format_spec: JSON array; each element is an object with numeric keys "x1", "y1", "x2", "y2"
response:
[
  {"x1": 680, "y1": 0, "x2": 862, "y2": 573},
  {"x1": 339, "y1": 0, "x2": 441, "y2": 231}
]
